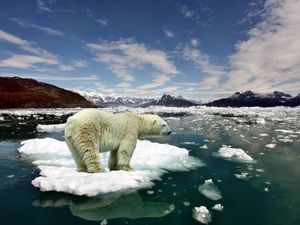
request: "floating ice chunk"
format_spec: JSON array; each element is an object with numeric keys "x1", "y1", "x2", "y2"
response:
[
  {"x1": 182, "y1": 141, "x2": 199, "y2": 145},
  {"x1": 259, "y1": 134, "x2": 269, "y2": 137},
  {"x1": 183, "y1": 201, "x2": 191, "y2": 207},
  {"x1": 279, "y1": 138, "x2": 293, "y2": 143},
  {"x1": 100, "y1": 219, "x2": 108, "y2": 225},
  {"x1": 147, "y1": 190, "x2": 154, "y2": 195},
  {"x1": 264, "y1": 187, "x2": 269, "y2": 192},
  {"x1": 18, "y1": 138, "x2": 204, "y2": 196},
  {"x1": 265, "y1": 143, "x2": 276, "y2": 148},
  {"x1": 256, "y1": 118, "x2": 265, "y2": 124},
  {"x1": 198, "y1": 179, "x2": 222, "y2": 201},
  {"x1": 36, "y1": 124, "x2": 65, "y2": 133},
  {"x1": 275, "y1": 129, "x2": 295, "y2": 134},
  {"x1": 213, "y1": 146, "x2": 255, "y2": 163},
  {"x1": 192, "y1": 206, "x2": 212, "y2": 224},
  {"x1": 256, "y1": 169, "x2": 265, "y2": 173},
  {"x1": 235, "y1": 172, "x2": 250, "y2": 180},
  {"x1": 200, "y1": 144, "x2": 208, "y2": 149},
  {"x1": 211, "y1": 204, "x2": 224, "y2": 212}
]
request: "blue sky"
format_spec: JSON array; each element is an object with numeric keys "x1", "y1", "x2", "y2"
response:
[{"x1": 0, "y1": 0, "x2": 299, "y2": 101}]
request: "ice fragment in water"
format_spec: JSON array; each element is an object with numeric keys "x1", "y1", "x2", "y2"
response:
[
  {"x1": 211, "y1": 204, "x2": 224, "y2": 211},
  {"x1": 213, "y1": 146, "x2": 255, "y2": 163},
  {"x1": 198, "y1": 179, "x2": 222, "y2": 201},
  {"x1": 192, "y1": 206, "x2": 212, "y2": 224},
  {"x1": 18, "y1": 138, "x2": 204, "y2": 196}
]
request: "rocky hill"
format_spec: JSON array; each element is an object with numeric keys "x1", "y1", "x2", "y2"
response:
[
  {"x1": 206, "y1": 90, "x2": 300, "y2": 107},
  {"x1": 0, "y1": 77, "x2": 95, "y2": 108}
]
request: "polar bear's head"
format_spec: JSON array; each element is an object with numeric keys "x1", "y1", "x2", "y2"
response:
[{"x1": 142, "y1": 114, "x2": 171, "y2": 136}]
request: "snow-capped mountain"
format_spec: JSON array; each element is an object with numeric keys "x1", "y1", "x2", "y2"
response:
[
  {"x1": 206, "y1": 90, "x2": 299, "y2": 107},
  {"x1": 75, "y1": 90, "x2": 154, "y2": 107},
  {"x1": 141, "y1": 94, "x2": 199, "y2": 107}
]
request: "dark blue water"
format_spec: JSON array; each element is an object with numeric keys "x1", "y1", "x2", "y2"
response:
[{"x1": 0, "y1": 108, "x2": 300, "y2": 225}]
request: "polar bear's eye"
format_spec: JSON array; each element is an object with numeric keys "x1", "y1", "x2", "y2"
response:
[{"x1": 162, "y1": 124, "x2": 166, "y2": 127}]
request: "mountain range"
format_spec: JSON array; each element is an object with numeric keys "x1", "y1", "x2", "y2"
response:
[
  {"x1": 76, "y1": 91, "x2": 199, "y2": 108},
  {"x1": 0, "y1": 77, "x2": 299, "y2": 108},
  {"x1": 75, "y1": 90, "x2": 154, "y2": 107},
  {"x1": 206, "y1": 90, "x2": 300, "y2": 107}
]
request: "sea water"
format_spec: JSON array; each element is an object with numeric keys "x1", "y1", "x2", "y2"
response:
[{"x1": 0, "y1": 107, "x2": 300, "y2": 225}]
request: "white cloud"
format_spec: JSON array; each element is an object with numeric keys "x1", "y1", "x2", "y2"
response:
[
  {"x1": 183, "y1": 46, "x2": 225, "y2": 77},
  {"x1": 190, "y1": 38, "x2": 200, "y2": 47},
  {"x1": 138, "y1": 74, "x2": 171, "y2": 90},
  {"x1": 71, "y1": 60, "x2": 88, "y2": 68},
  {"x1": 11, "y1": 18, "x2": 65, "y2": 36},
  {"x1": 164, "y1": 29, "x2": 174, "y2": 38},
  {"x1": 1, "y1": 73, "x2": 99, "y2": 81},
  {"x1": 95, "y1": 18, "x2": 108, "y2": 26},
  {"x1": 86, "y1": 39, "x2": 179, "y2": 82},
  {"x1": 226, "y1": 0, "x2": 300, "y2": 92},
  {"x1": 0, "y1": 54, "x2": 58, "y2": 69},
  {"x1": 0, "y1": 29, "x2": 28, "y2": 46},
  {"x1": 59, "y1": 64, "x2": 74, "y2": 71},
  {"x1": 114, "y1": 82, "x2": 131, "y2": 88},
  {"x1": 182, "y1": 5, "x2": 195, "y2": 18},
  {"x1": 36, "y1": 0, "x2": 52, "y2": 13},
  {"x1": 0, "y1": 29, "x2": 57, "y2": 60},
  {"x1": 0, "y1": 29, "x2": 83, "y2": 72}
]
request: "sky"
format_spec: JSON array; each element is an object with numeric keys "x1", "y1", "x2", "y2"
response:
[{"x1": 0, "y1": 0, "x2": 299, "y2": 101}]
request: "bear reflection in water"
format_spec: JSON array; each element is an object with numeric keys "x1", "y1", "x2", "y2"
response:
[{"x1": 33, "y1": 191, "x2": 174, "y2": 221}]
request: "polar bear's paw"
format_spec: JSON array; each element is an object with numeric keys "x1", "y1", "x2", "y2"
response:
[{"x1": 111, "y1": 165, "x2": 135, "y2": 172}]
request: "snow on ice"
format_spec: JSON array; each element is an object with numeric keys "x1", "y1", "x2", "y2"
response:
[{"x1": 18, "y1": 138, "x2": 204, "y2": 196}]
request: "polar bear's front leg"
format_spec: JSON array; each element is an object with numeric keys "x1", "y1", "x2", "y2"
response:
[{"x1": 115, "y1": 137, "x2": 137, "y2": 171}]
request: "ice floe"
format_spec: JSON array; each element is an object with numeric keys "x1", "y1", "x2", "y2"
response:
[
  {"x1": 36, "y1": 123, "x2": 65, "y2": 133},
  {"x1": 256, "y1": 118, "x2": 265, "y2": 124},
  {"x1": 211, "y1": 204, "x2": 224, "y2": 212},
  {"x1": 265, "y1": 143, "x2": 276, "y2": 149},
  {"x1": 18, "y1": 138, "x2": 204, "y2": 196},
  {"x1": 192, "y1": 206, "x2": 212, "y2": 224},
  {"x1": 200, "y1": 144, "x2": 208, "y2": 149},
  {"x1": 278, "y1": 138, "x2": 293, "y2": 143},
  {"x1": 198, "y1": 179, "x2": 222, "y2": 201},
  {"x1": 235, "y1": 172, "x2": 250, "y2": 180},
  {"x1": 213, "y1": 146, "x2": 255, "y2": 163}
]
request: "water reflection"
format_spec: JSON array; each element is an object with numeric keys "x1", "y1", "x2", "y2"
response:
[{"x1": 33, "y1": 191, "x2": 174, "y2": 221}]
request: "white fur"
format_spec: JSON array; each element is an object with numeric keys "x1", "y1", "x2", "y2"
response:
[{"x1": 65, "y1": 109, "x2": 171, "y2": 173}]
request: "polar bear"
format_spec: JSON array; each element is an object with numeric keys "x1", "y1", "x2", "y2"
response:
[{"x1": 65, "y1": 109, "x2": 171, "y2": 173}]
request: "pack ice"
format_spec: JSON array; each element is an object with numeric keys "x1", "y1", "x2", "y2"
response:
[{"x1": 18, "y1": 138, "x2": 204, "y2": 196}]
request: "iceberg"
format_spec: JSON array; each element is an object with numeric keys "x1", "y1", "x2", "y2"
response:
[
  {"x1": 18, "y1": 138, "x2": 204, "y2": 196},
  {"x1": 211, "y1": 203, "x2": 224, "y2": 211},
  {"x1": 198, "y1": 179, "x2": 222, "y2": 201},
  {"x1": 213, "y1": 146, "x2": 255, "y2": 163},
  {"x1": 192, "y1": 206, "x2": 212, "y2": 224},
  {"x1": 36, "y1": 124, "x2": 65, "y2": 133},
  {"x1": 265, "y1": 143, "x2": 276, "y2": 149}
]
